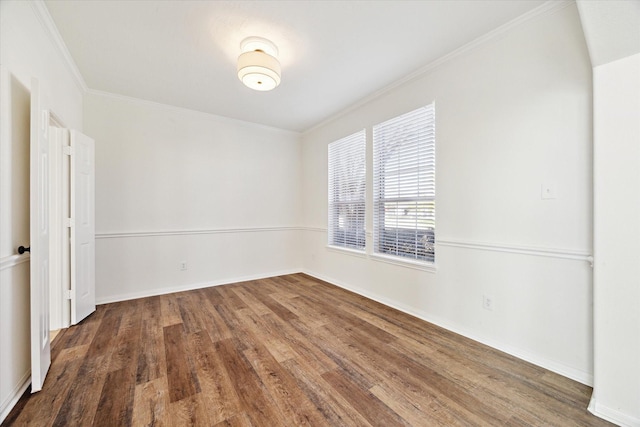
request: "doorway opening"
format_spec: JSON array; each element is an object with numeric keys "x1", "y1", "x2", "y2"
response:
[{"x1": 48, "y1": 116, "x2": 72, "y2": 338}]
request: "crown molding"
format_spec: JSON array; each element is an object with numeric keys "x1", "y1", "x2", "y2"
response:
[
  {"x1": 30, "y1": 0, "x2": 88, "y2": 93},
  {"x1": 303, "y1": 0, "x2": 574, "y2": 135}
]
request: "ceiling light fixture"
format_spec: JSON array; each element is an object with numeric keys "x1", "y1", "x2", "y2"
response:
[{"x1": 237, "y1": 37, "x2": 281, "y2": 91}]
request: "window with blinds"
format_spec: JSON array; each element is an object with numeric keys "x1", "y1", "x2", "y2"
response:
[
  {"x1": 373, "y1": 103, "x2": 435, "y2": 263},
  {"x1": 328, "y1": 130, "x2": 366, "y2": 250}
]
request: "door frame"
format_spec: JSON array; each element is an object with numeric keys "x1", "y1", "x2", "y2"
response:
[{"x1": 48, "y1": 121, "x2": 71, "y2": 331}]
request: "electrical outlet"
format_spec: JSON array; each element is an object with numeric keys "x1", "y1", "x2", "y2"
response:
[
  {"x1": 179, "y1": 261, "x2": 187, "y2": 271},
  {"x1": 541, "y1": 183, "x2": 557, "y2": 199},
  {"x1": 483, "y1": 294, "x2": 494, "y2": 311}
]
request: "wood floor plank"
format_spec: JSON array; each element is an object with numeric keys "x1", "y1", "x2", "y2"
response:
[
  {"x1": 275, "y1": 295, "x2": 328, "y2": 328},
  {"x1": 54, "y1": 304, "x2": 106, "y2": 357},
  {"x1": 132, "y1": 377, "x2": 171, "y2": 427},
  {"x1": 242, "y1": 342, "x2": 328, "y2": 426},
  {"x1": 93, "y1": 367, "x2": 136, "y2": 426},
  {"x1": 108, "y1": 300, "x2": 143, "y2": 373},
  {"x1": 251, "y1": 277, "x2": 290, "y2": 295},
  {"x1": 215, "y1": 286, "x2": 248, "y2": 311},
  {"x1": 160, "y1": 293, "x2": 182, "y2": 327},
  {"x1": 298, "y1": 292, "x2": 398, "y2": 344},
  {"x1": 84, "y1": 303, "x2": 125, "y2": 359},
  {"x1": 51, "y1": 353, "x2": 111, "y2": 426},
  {"x1": 320, "y1": 319, "x2": 511, "y2": 425},
  {"x1": 4, "y1": 273, "x2": 613, "y2": 427},
  {"x1": 322, "y1": 369, "x2": 409, "y2": 427},
  {"x1": 234, "y1": 308, "x2": 298, "y2": 363},
  {"x1": 187, "y1": 330, "x2": 242, "y2": 424},
  {"x1": 136, "y1": 297, "x2": 167, "y2": 385},
  {"x1": 256, "y1": 293, "x2": 299, "y2": 321},
  {"x1": 247, "y1": 278, "x2": 299, "y2": 319},
  {"x1": 289, "y1": 319, "x2": 378, "y2": 389},
  {"x1": 56, "y1": 343, "x2": 90, "y2": 363},
  {"x1": 281, "y1": 359, "x2": 373, "y2": 427},
  {"x1": 9, "y1": 356, "x2": 84, "y2": 426},
  {"x1": 259, "y1": 312, "x2": 338, "y2": 374},
  {"x1": 213, "y1": 304, "x2": 254, "y2": 352},
  {"x1": 214, "y1": 338, "x2": 289, "y2": 425},
  {"x1": 195, "y1": 288, "x2": 235, "y2": 342},
  {"x1": 177, "y1": 293, "x2": 207, "y2": 334},
  {"x1": 212, "y1": 412, "x2": 255, "y2": 427},
  {"x1": 169, "y1": 394, "x2": 212, "y2": 427},
  {"x1": 163, "y1": 323, "x2": 201, "y2": 403},
  {"x1": 232, "y1": 284, "x2": 273, "y2": 317},
  {"x1": 332, "y1": 286, "x2": 598, "y2": 426},
  {"x1": 200, "y1": 286, "x2": 225, "y2": 306},
  {"x1": 369, "y1": 383, "x2": 451, "y2": 427}
]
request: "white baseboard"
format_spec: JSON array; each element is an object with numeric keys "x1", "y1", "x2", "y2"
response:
[
  {"x1": 589, "y1": 396, "x2": 640, "y2": 427},
  {"x1": 95, "y1": 268, "x2": 302, "y2": 305},
  {"x1": 0, "y1": 370, "x2": 30, "y2": 424},
  {"x1": 302, "y1": 268, "x2": 594, "y2": 387}
]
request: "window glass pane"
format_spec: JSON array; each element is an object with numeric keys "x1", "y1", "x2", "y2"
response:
[
  {"x1": 373, "y1": 104, "x2": 435, "y2": 262},
  {"x1": 328, "y1": 130, "x2": 366, "y2": 250}
]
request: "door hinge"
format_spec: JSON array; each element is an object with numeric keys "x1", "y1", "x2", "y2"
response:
[
  {"x1": 65, "y1": 289, "x2": 73, "y2": 300},
  {"x1": 63, "y1": 146, "x2": 72, "y2": 156},
  {"x1": 66, "y1": 218, "x2": 74, "y2": 228}
]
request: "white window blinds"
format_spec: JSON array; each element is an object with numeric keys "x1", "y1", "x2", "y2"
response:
[
  {"x1": 373, "y1": 103, "x2": 435, "y2": 262},
  {"x1": 328, "y1": 130, "x2": 366, "y2": 250}
]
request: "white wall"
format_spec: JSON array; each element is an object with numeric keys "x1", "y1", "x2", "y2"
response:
[
  {"x1": 0, "y1": 0, "x2": 83, "y2": 422},
  {"x1": 301, "y1": 4, "x2": 595, "y2": 384},
  {"x1": 1, "y1": 1, "x2": 622, "y2": 424},
  {"x1": 590, "y1": 52, "x2": 640, "y2": 427},
  {"x1": 83, "y1": 92, "x2": 302, "y2": 303}
]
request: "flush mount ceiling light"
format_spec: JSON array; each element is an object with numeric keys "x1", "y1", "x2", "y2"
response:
[{"x1": 237, "y1": 36, "x2": 281, "y2": 91}]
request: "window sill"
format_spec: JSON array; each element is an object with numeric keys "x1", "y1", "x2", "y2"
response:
[
  {"x1": 369, "y1": 253, "x2": 437, "y2": 273},
  {"x1": 326, "y1": 245, "x2": 368, "y2": 259}
]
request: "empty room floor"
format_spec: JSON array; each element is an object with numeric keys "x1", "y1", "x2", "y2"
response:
[{"x1": 4, "y1": 274, "x2": 612, "y2": 426}]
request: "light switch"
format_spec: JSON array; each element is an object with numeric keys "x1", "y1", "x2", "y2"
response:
[{"x1": 541, "y1": 183, "x2": 556, "y2": 200}]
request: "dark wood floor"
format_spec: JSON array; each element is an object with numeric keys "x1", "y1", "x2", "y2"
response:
[{"x1": 4, "y1": 274, "x2": 611, "y2": 426}]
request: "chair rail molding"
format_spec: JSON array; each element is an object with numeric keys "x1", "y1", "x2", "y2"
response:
[
  {"x1": 437, "y1": 238, "x2": 593, "y2": 264},
  {"x1": 96, "y1": 226, "x2": 303, "y2": 239},
  {"x1": 0, "y1": 254, "x2": 30, "y2": 272}
]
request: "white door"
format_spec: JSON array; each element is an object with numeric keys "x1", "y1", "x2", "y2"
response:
[
  {"x1": 70, "y1": 130, "x2": 96, "y2": 324},
  {"x1": 30, "y1": 78, "x2": 51, "y2": 393}
]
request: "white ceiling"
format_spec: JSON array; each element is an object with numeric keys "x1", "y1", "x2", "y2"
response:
[
  {"x1": 576, "y1": 0, "x2": 640, "y2": 67},
  {"x1": 45, "y1": 0, "x2": 547, "y2": 132}
]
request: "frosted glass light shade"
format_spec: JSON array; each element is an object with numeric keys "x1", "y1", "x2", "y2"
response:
[
  {"x1": 237, "y1": 37, "x2": 281, "y2": 91},
  {"x1": 237, "y1": 50, "x2": 281, "y2": 91}
]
